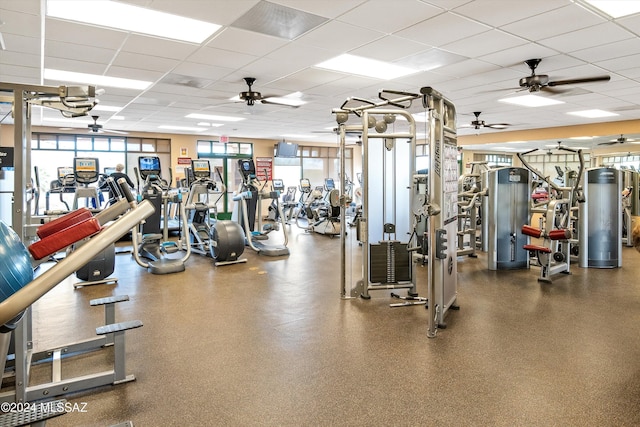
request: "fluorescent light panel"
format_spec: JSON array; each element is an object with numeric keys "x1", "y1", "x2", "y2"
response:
[
  {"x1": 584, "y1": 1, "x2": 640, "y2": 18},
  {"x1": 185, "y1": 113, "x2": 245, "y2": 122},
  {"x1": 46, "y1": 0, "x2": 221, "y2": 43},
  {"x1": 567, "y1": 109, "x2": 619, "y2": 118},
  {"x1": 45, "y1": 69, "x2": 152, "y2": 90},
  {"x1": 498, "y1": 94, "x2": 564, "y2": 107},
  {"x1": 159, "y1": 125, "x2": 209, "y2": 131},
  {"x1": 315, "y1": 54, "x2": 419, "y2": 80},
  {"x1": 265, "y1": 96, "x2": 307, "y2": 107},
  {"x1": 92, "y1": 104, "x2": 122, "y2": 112}
]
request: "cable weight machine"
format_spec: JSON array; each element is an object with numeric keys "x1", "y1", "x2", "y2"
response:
[{"x1": 335, "y1": 87, "x2": 459, "y2": 338}]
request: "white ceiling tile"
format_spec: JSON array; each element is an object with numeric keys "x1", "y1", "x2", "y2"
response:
[
  {"x1": 296, "y1": 20, "x2": 385, "y2": 51},
  {"x1": 479, "y1": 43, "x2": 559, "y2": 67},
  {"x1": 170, "y1": 64, "x2": 234, "y2": 85},
  {"x1": 598, "y1": 53, "x2": 640, "y2": 73},
  {"x1": 144, "y1": 0, "x2": 260, "y2": 26},
  {"x1": 121, "y1": 35, "x2": 200, "y2": 60},
  {"x1": 1, "y1": 50, "x2": 39, "y2": 68},
  {"x1": 431, "y1": 59, "x2": 499, "y2": 79},
  {"x1": 44, "y1": 57, "x2": 107, "y2": 75},
  {"x1": 453, "y1": 0, "x2": 567, "y2": 27},
  {"x1": 441, "y1": 29, "x2": 528, "y2": 58},
  {"x1": 45, "y1": 40, "x2": 117, "y2": 64},
  {"x1": 501, "y1": 4, "x2": 605, "y2": 41},
  {"x1": 112, "y1": 52, "x2": 179, "y2": 73},
  {"x1": 422, "y1": 0, "x2": 471, "y2": 10},
  {"x1": 0, "y1": 64, "x2": 41, "y2": 82},
  {"x1": 1, "y1": 8, "x2": 40, "y2": 38},
  {"x1": 270, "y1": 69, "x2": 345, "y2": 92},
  {"x1": 396, "y1": 12, "x2": 491, "y2": 47},
  {"x1": 266, "y1": 43, "x2": 337, "y2": 69},
  {"x1": 106, "y1": 66, "x2": 165, "y2": 82},
  {"x1": 337, "y1": 0, "x2": 442, "y2": 33},
  {"x1": 2, "y1": 33, "x2": 40, "y2": 56},
  {"x1": 270, "y1": 0, "x2": 367, "y2": 19},
  {"x1": 45, "y1": 18, "x2": 128, "y2": 49},
  {"x1": 206, "y1": 27, "x2": 287, "y2": 56},
  {"x1": 538, "y1": 22, "x2": 633, "y2": 52},
  {"x1": 188, "y1": 46, "x2": 258, "y2": 69},
  {"x1": 569, "y1": 38, "x2": 640, "y2": 63},
  {"x1": 350, "y1": 35, "x2": 430, "y2": 62}
]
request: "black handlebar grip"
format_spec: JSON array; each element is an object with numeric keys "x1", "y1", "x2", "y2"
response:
[{"x1": 117, "y1": 177, "x2": 135, "y2": 203}]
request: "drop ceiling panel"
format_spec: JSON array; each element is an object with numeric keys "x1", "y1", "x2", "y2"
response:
[
  {"x1": 144, "y1": 0, "x2": 260, "y2": 26},
  {"x1": 205, "y1": 27, "x2": 287, "y2": 57},
  {"x1": 266, "y1": 43, "x2": 337, "y2": 70},
  {"x1": 295, "y1": 20, "x2": 385, "y2": 51},
  {"x1": 270, "y1": 0, "x2": 365, "y2": 19},
  {"x1": 112, "y1": 52, "x2": 179, "y2": 73},
  {"x1": 569, "y1": 38, "x2": 640, "y2": 63},
  {"x1": 351, "y1": 36, "x2": 432, "y2": 62},
  {"x1": 45, "y1": 18, "x2": 128, "y2": 49},
  {"x1": 538, "y1": 22, "x2": 634, "y2": 53},
  {"x1": 0, "y1": 65, "x2": 41, "y2": 83},
  {"x1": 2, "y1": 33, "x2": 40, "y2": 56},
  {"x1": 1, "y1": 8, "x2": 41, "y2": 38},
  {"x1": 452, "y1": 0, "x2": 566, "y2": 27},
  {"x1": 187, "y1": 47, "x2": 258, "y2": 71},
  {"x1": 269, "y1": 69, "x2": 345, "y2": 92},
  {"x1": 44, "y1": 57, "x2": 107, "y2": 75},
  {"x1": 45, "y1": 40, "x2": 117, "y2": 64},
  {"x1": 598, "y1": 53, "x2": 640, "y2": 73},
  {"x1": 337, "y1": 0, "x2": 442, "y2": 33},
  {"x1": 106, "y1": 66, "x2": 165, "y2": 82},
  {"x1": 120, "y1": 35, "x2": 200, "y2": 60},
  {"x1": 479, "y1": 43, "x2": 559, "y2": 67},
  {"x1": 0, "y1": 51, "x2": 39, "y2": 68},
  {"x1": 432, "y1": 59, "x2": 499, "y2": 79},
  {"x1": 440, "y1": 29, "x2": 528, "y2": 58},
  {"x1": 501, "y1": 4, "x2": 605, "y2": 41},
  {"x1": 396, "y1": 12, "x2": 490, "y2": 47}
]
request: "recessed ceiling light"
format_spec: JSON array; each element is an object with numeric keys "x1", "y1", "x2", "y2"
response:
[
  {"x1": 159, "y1": 125, "x2": 212, "y2": 131},
  {"x1": 498, "y1": 94, "x2": 564, "y2": 107},
  {"x1": 569, "y1": 136, "x2": 595, "y2": 140},
  {"x1": 567, "y1": 109, "x2": 619, "y2": 118},
  {"x1": 264, "y1": 94, "x2": 307, "y2": 107},
  {"x1": 110, "y1": 115, "x2": 125, "y2": 120},
  {"x1": 46, "y1": 0, "x2": 221, "y2": 43},
  {"x1": 197, "y1": 122, "x2": 211, "y2": 127},
  {"x1": 584, "y1": 0, "x2": 640, "y2": 18},
  {"x1": 315, "y1": 54, "x2": 419, "y2": 80},
  {"x1": 185, "y1": 113, "x2": 245, "y2": 122},
  {"x1": 45, "y1": 69, "x2": 152, "y2": 90}
]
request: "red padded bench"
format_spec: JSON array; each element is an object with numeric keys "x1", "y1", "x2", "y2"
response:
[
  {"x1": 37, "y1": 208, "x2": 93, "y2": 239},
  {"x1": 29, "y1": 216, "x2": 101, "y2": 260},
  {"x1": 522, "y1": 226, "x2": 571, "y2": 254}
]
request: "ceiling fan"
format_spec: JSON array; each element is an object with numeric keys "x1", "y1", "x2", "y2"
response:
[
  {"x1": 238, "y1": 77, "x2": 301, "y2": 108},
  {"x1": 462, "y1": 111, "x2": 510, "y2": 130},
  {"x1": 597, "y1": 134, "x2": 638, "y2": 145},
  {"x1": 517, "y1": 58, "x2": 610, "y2": 93},
  {"x1": 87, "y1": 115, "x2": 127, "y2": 135}
]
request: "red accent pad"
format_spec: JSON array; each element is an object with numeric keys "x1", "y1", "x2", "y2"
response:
[
  {"x1": 523, "y1": 244, "x2": 552, "y2": 254},
  {"x1": 521, "y1": 225, "x2": 543, "y2": 238},
  {"x1": 37, "y1": 208, "x2": 93, "y2": 239},
  {"x1": 549, "y1": 229, "x2": 571, "y2": 240},
  {"x1": 29, "y1": 218, "x2": 101, "y2": 260}
]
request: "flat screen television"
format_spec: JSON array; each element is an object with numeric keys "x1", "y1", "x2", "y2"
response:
[{"x1": 275, "y1": 142, "x2": 298, "y2": 158}]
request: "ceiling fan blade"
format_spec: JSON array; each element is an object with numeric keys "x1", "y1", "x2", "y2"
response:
[
  {"x1": 260, "y1": 98, "x2": 300, "y2": 108},
  {"x1": 597, "y1": 141, "x2": 618, "y2": 145},
  {"x1": 547, "y1": 75, "x2": 611, "y2": 86},
  {"x1": 485, "y1": 123, "x2": 510, "y2": 129},
  {"x1": 540, "y1": 86, "x2": 570, "y2": 94}
]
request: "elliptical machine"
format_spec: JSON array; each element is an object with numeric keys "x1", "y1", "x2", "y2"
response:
[
  {"x1": 132, "y1": 156, "x2": 190, "y2": 274},
  {"x1": 232, "y1": 159, "x2": 289, "y2": 257},
  {"x1": 184, "y1": 159, "x2": 246, "y2": 266}
]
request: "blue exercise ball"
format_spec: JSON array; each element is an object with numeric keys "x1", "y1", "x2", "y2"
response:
[{"x1": 0, "y1": 221, "x2": 32, "y2": 302}]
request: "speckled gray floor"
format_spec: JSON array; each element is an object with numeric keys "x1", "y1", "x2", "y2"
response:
[{"x1": 10, "y1": 227, "x2": 640, "y2": 426}]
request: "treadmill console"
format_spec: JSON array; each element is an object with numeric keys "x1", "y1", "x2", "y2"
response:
[
  {"x1": 272, "y1": 179, "x2": 284, "y2": 192},
  {"x1": 238, "y1": 159, "x2": 256, "y2": 180},
  {"x1": 191, "y1": 159, "x2": 211, "y2": 179},
  {"x1": 74, "y1": 158, "x2": 99, "y2": 184},
  {"x1": 139, "y1": 156, "x2": 161, "y2": 180},
  {"x1": 299, "y1": 178, "x2": 311, "y2": 193}
]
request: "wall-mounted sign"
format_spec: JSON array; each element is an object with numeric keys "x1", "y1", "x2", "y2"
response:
[
  {"x1": 255, "y1": 157, "x2": 272, "y2": 181},
  {"x1": 0, "y1": 147, "x2": 14, "y2": 168},
  {"x1": 177, "y1": 157, "x2": 192, "y2": 165}
]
